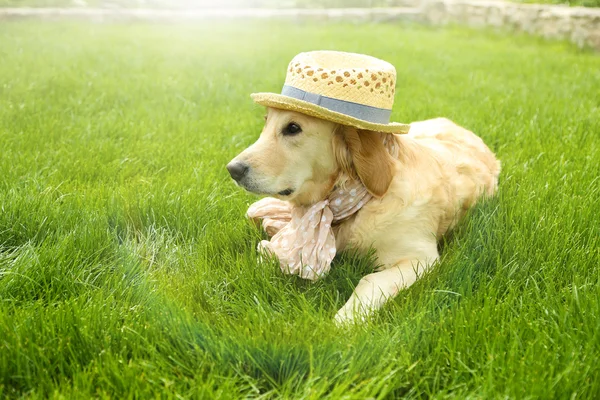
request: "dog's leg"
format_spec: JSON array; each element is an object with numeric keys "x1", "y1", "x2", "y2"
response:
[{"x1": 334, "y1": 256, "x2": 438, "y2": 325}]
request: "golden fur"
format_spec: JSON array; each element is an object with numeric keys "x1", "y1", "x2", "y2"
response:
[{"x1": 228, "y1": 108, "x2": 500, "y2": 323}]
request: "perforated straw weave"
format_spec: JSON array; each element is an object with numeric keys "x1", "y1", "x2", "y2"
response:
[{"x1": 251, "y1": 51, "x2": 410, "y2": 134}]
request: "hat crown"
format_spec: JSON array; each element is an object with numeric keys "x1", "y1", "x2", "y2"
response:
[{"x1": 284, "y1": 51, "x2": 396, "y2": 110}]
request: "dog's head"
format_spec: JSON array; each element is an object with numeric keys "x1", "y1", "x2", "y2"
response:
[{"x1": 227, "y1": 108, "x2": 395, "y2": 206}]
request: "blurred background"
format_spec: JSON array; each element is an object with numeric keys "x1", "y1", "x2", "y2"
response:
[
  {"x1": 1, "y1": 0, "x2": 599, "y2": 8},
  {"x1": 2, "y1": 0, "x2": 417, "y2": 8}
]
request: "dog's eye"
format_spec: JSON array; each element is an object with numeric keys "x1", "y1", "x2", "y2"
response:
[{"x1": 283, "y1": 122, "x2": 302, "y2": 136}]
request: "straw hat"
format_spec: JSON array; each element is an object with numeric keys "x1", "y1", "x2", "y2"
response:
[{"x1": 251, "y1": 51, "x2": 410, "y2": 134}]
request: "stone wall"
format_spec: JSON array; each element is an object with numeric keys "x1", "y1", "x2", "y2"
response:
[
  {"x1": 0, "y1": 7, "x2": 422, "y2": 23},
  {"x1": 421, "y1": 0, "x2": 600, "y2": 49}
]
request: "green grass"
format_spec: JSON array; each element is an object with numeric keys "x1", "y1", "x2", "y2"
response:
[
  {"x1": 0, "y1": 20, "x2": 599, "y2": 398},
  {"x1": 515, "y1": 0, "x2": 600, "y2": 7}
]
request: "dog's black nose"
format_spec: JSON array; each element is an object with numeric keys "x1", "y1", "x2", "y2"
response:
[{"x1": 226, "y1": 161, "x2": 249, "y2": 182}]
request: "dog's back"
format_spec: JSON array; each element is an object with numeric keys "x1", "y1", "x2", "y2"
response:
[{"x1": 404, "y1": 118, "x2": 501, "y2": 237}]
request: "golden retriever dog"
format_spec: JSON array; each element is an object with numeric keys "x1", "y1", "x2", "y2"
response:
[{"x1": 227, "y1": 108, "x2": 500, "y2": 324}]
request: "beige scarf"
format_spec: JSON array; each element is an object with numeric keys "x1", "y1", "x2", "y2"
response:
[{"x1": 246, "y1": 134, "x2": 399, "y2": 281}]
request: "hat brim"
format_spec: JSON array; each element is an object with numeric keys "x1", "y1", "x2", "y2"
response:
[{"x1": 251, "y1": 93, "x2": 410, "y2": 134}]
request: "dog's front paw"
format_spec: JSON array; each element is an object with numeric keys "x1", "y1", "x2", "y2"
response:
[
  {"x1": 334, "y1": 308, "x2": 368, "y2": 327},
  {"x1": 334, "y1": 310, "x2": 352, "y2": 326}
]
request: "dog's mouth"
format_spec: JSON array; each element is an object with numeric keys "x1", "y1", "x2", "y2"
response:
[
  {"x1": 277, "y1": 188, "x2": 294, "y2": 196},
  {"x1": 237, "y1": 180, "x2": 295, "y2": 197}
]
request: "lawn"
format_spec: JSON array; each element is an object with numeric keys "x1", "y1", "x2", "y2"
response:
[{"x1": 0, "y1": 20, "x2": 599, "y2": 398}]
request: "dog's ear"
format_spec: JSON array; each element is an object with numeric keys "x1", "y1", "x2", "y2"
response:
[{"x1": 333, "y1": 126, "x2": 395, "y2": 198}]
